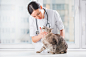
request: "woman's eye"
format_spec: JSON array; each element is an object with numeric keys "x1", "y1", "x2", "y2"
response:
[{"x1": 37, "y1": 12, "x2": 40, "y2": 15}]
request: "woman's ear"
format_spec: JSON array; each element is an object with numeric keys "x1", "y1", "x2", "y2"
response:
[{"x1": 40, "y1": 5, "x2": 43, "y2": 9}]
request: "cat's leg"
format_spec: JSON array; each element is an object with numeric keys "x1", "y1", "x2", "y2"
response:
[
  {"x1": 56, "y1": 52, "x2": 60, "y2": 54},
  {"x1": 60, "y1": 51, "x2": 64, "y2": 54},
  {"x1": 55, "y1": 48, "x2": 61, "y2": 54},
  {"x1": 64, "y1": 49, "x2": 67, "y2": 53},
  {"x1": 60, "y1": 49, "x2": 67, "y2": 54},
  {"x1": 36, "y1": 46, "x2": 46, "y2": 53},
  {"x1": 56, "y1": 50, "x2": 64, "y2": 54},
  {"x1": 48, "y1": 51, "x2": 55, "y2": 54},
  {"x1": 48, "y1": 45, "x2": 56, "y2": 54}
]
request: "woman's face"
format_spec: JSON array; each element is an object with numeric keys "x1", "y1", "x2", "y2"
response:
[{"x1": 31, "y1": 9, "x2": 44, "y2": 19}]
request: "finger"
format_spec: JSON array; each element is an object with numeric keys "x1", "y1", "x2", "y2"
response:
[
  {"x1": 42, "y1": 34, "x2": 45, "y2": 37},
  {"x1": 44, "y1": 32, "x2": 47, "y2": 35},
  {"x1": 43, "y1": 35, "x2": 45, "y2": 38},
  {"x1": 40, "y1": 27, "x2": 41, "y2": 30},
  {"x1": 45, "y1": 33, "x2": 47, "y2": 35},
  {"x1": 40, "y1": 27, "x2": 42, "y2": 32},
  {"x1": 44, "y1": 32, "x2": 47, "y2": 34}
]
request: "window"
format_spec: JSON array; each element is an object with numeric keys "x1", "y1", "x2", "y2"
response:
[
  {"x1": 0, "y1": 0, "x2": 34, "y2": 48},
  {"x1": 81, "y1": 0, "x2": 86, "y2": 48}
]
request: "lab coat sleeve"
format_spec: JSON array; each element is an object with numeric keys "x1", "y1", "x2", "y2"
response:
[
  {"x1": 54, "y1": 10, "x2": 64, "y2": 30},
  {"x1": 29, "y1": 16, "x2": 36, "y2": 37}
]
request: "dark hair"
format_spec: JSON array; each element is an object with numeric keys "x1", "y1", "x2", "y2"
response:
[{"x1": 27, "y1": 1, "x2": 40, "y2": 15}]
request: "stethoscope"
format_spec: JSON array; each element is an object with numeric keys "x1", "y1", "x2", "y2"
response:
[{"x1": 35, "y1": 8, "x2": 50, "y2": 35}]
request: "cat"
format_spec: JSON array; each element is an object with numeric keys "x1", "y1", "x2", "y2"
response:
[{"x1": 36, "y1": 26, "x2": 68, "y2": 54}]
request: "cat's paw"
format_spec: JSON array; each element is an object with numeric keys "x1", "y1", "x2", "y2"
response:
[
  {"x1": 47, "y1": 51, "x2": 50, "y2": 53},
  {"x1": 36, "y1": 51, "x2": 41, "y2": 53},
  {"x1": 60, "y1": 52, "x2": 64, "y2": 54},
  {"x1": 52, "y1": 52, "x2": 55, "y2": 54},
  {"x1": 64, "y1": 49, "x2": 67, "y2": 53}
]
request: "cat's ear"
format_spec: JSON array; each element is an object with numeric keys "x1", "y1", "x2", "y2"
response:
[
  {"x1": 43, "y1": 25, "x2": 45, "y2": 27},
  {"x1": 48, "y1": 28, "x2": 53, "y2": 33},
  {"x1": 51, "y1": 28, "x2": 53, "y2": 30}
]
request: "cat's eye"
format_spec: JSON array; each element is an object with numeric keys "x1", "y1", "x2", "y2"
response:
[{"x1": 42, "y1": 27, "x2": 45, "y2": 29}]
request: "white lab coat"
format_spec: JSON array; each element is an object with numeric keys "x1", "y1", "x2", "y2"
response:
[{"x1": 29, "y1": 8, "x2": 64, "y2": 53}]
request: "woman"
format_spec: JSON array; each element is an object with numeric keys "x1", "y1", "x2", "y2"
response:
[{"x1": 27, "y1": 1, "x2": 65, "y2": 53}]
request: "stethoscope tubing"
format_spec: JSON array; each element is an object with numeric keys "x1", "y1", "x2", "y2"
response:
[{"x1": 35, "y1": 8, "x2": 50, "y2": 35}]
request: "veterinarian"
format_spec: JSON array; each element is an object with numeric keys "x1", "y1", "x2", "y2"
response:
[{"x1": 27, "y1": 1, "x2": 65, "y2": 53}]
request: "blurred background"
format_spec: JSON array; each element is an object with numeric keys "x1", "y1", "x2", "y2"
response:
[
  {"x1": 0, "y1": 0, "x2": 74, "y2": 44},
  {"x1": 0, "y1": 0, "x2": 31, "y2": 44}
]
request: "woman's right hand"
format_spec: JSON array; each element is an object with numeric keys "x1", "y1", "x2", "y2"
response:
[
  {"x1": 38, "y1": 27, "x2": 47, "y2": 38},
  {"x1": 31, "y1": 27, "x2": 47, "y2": 43}
]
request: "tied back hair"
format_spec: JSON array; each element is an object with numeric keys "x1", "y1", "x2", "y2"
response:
[{"x1": 27, "y1": 1, "x2": 41, "y2": 15}]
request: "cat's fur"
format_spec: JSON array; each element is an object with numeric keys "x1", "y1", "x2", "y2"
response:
[{"x1": 36, "y1": 26, "x2": 68, "y2": 54}]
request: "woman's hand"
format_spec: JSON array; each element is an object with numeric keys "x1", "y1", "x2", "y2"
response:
[{"x1": 39, "y1": 27, "x2": 47, "y2": 38}]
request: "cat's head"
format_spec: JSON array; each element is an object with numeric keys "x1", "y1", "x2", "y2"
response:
[{"x1": 41, "y1": 26, "x2": 52, "y2": 33}]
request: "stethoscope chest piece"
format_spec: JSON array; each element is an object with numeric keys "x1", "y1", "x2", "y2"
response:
[
  {"x1": 46, "y1": 23, "x2": 51, "y2": 28},
  {"x1": 36, "y1": 30, "x2": 39, "y2": 35}
]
